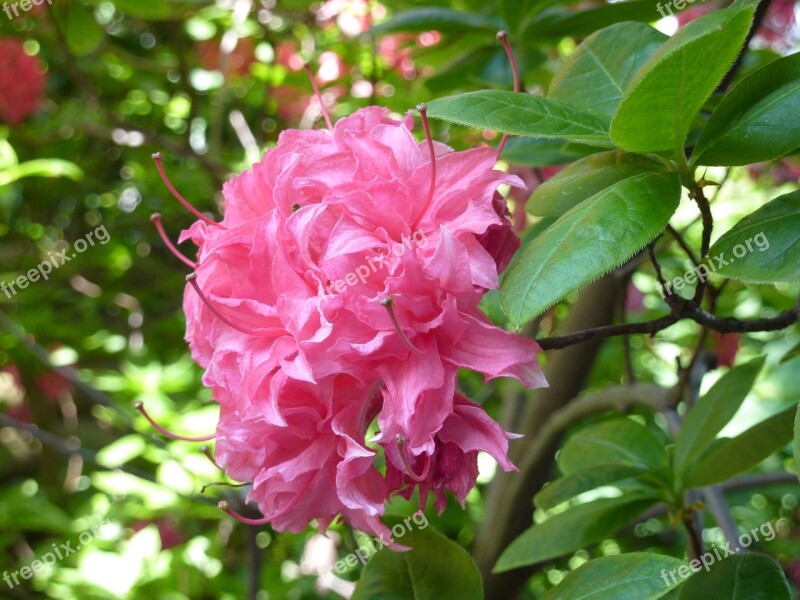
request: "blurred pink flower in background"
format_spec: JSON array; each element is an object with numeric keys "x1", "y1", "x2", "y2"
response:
[{"x1": 0, "y1": 38, "x2": 46, "y2": 126}]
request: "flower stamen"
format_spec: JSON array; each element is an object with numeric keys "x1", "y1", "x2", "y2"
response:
[
  {"x1": 152, "y1": 153, "x2": 223, "y2": 228},
  {"x1": 201, "y1": 481, "x2": 249, "y2": 494},
  {"x1": 186, "y1": 273, "x2": 260, "y2": 336},
  {"x1": 381, "y1": 297, "x2": 423, "y2": 355},
  {"x1": 218, "y1": 500, "x2": 272, "y2": 525},
  {"x1": 134, "y1": 401, "x2": 215, "y2": 442},
  {"x1": 412, "y1": 103, "x2": 436, "y2": 229},
  {"x1": 200, "y1": 444, "x2": 224, "y2": 472},
  {"x1": 150, "y1": 213, "x2": 197, "y2": 269},
  {"x1": 496, "y1": 31, "x2": 520, "y2": 157},
  {"x1": 395, "y1": 434, "x2": 431, "y2": 482},
  {"x1": 303, "y1": 62, "x2": 334, "y2": 133}
]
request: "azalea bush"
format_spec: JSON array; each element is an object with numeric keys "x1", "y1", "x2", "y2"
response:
[{"x1": 0, "y1": 0, "x2": 799, "y2": 599}]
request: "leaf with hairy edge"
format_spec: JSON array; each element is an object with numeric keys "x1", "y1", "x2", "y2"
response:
[
  {"x1": 427, "y1": 90, "x2": 612, "y2": 143},
  {"x1": 677, "y1": 553, "x2": 792, "y2": 600},
  {"x1": 706, "y1": 190, "x2": 800, "y2": 283},
  {"x1": 610, "y1": 3, "x2": 755, "y2": 153},
  {"x1": 558, "y1": 418, "x2": 669, "y2": 475},
  {"x1": 494, "y1": 495, "x2": 658, "y2": 572},
  {"x1": 542, "y1": 553, "x2": 685, "y2": 600},
  {"x1": 674, "y1": 357, "x2": 765, "y2": 479},
  {"x1": 530, "y1": 151, "x2": 668, "y2": 216},
  {"x1": 535, "y1": 465, "x2": 650, "y2": 509},
  {"x1": 549, "y1": 22, "x2": 667, "y2": 117},
  {"x1": 500, "y1": 170, "x2": 680, "y2": 327},
  {"x1": 686, "y1": 406, "x2": 796, "y2": 487},
  {"x1": 693, "y1": 53, "x2": 800, "y2": 166},
  {"x1": 352, "y1": 517, "x2": 483, "y2": 600},
  {"x1": 370, "y1": 8, "x2": 503, "y2": 34}
]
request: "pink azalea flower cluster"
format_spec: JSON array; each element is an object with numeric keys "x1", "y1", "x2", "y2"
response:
[
  {"x1": 159, "y1": 106, "x2": 545, "y2": 540},
  {"x1": 0, "y1": 38, "x2": 45, "y2": 126}
]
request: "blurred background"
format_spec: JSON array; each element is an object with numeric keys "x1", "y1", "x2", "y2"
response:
[{"x1": 0, "y1": 0, "x2": 799, "y2": 598}]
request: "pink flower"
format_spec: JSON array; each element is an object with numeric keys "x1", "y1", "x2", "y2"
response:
[
  {"x1": 152, "y1": 104, "x2": 546, "y2": 540},
  {"x1": 0, "y1": 38, "x2": 46, "y2": 126}
]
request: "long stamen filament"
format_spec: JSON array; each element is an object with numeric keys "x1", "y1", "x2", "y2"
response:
[
  {"x1": 150, "y1": 214, "x2": 197, "y2": 269},
  {"x1": 186, "y1": 274, "x2": 259, "y2": 336},
  {"x1": 303, "y1": 62, "x2": 334, "y2": 133},
  {"x1": 412, "y1": 103, "x2": 437, "y2": 229},
  {"x1": 152, "y1": 153, "x2": 222, "y2": 228},
  {"x1": 201, "y1": 481, "x2": 249, "y2": 494},
  {"x1": 395, "y1": 434, "x2": 431, "y2": 482},
  {"x1": 496, "y1": 31, "x2": 520, "y2": 157},
  {"x1": 134, "y1": 401, "x2": 215, "y2": 442},
  {"x1": 381, "y1": 297, "x2": 423, "y2": 355},
  {"x1": 200, "y1": 444, "x2": 224, "y2": 472},
  {"x1": 218, "y1": 501, "x2": 272, "y2": 525}
]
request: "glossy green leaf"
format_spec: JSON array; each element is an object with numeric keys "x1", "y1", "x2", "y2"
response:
[
  {"x1": 66, "y1": 4, "x2": 104, "y2": 57},
  {"x1": 693, "y1": 53, "x2": 800, "y2": 166},
  {"x1": 529, "y1": 151, "x2": 667, "y2": 216},
  {"x1": 543, "y1": 553, "x2": 685, "y2": 600},
  {"x1": 686, "y1": 406, "x2": 796, "y2": 487},
  {"x1": 427, "y1": 90, "x2": 612, "y2": 143},
  {"x1": 706, "y1": 190, "x2": 800, "y2": 283},
  {"x1": 527, "y1": 1, "x2": 667, "y2": 43},
  {"x1": 610, "y1": 3, "x2": 756, "y2": 153},
  {"x1": 500, "y1": 137, "x2": 585, "y2": 167},
  {"x1": 557, "y1": 418, "x2": 669, "y2": 475},
  {"x1": 781, "y1": 342, "x2": 800, "y2": 364},
  {"x1": 494, "y1": 496, "x2": 658, "y2": 572},
  {"x1": 0, "y1": 159, "x2": 84, "y2": 186},
  {"x1": 371, "y1": 8, "x2": 503, "y2": 34},
  {"x1": 674, "y1": 357, "x2": 765, "y2": 478},
  {"x1": 113, "y1": 0, "x2": 170, "y2": 19},
  {"x1": 500, "y1": 170, "x2": 680, "y2": 326},
  {"x1": 352, "y1": 519, "x2": 483, "y2": 600},
  {"x1": 677, "y1": 553, "x2": 792, "y2": 600},
  {"x1": 535, "y1": 464, "x2": 649, "y2": 509},
  {"x1": 549, "y1": 22, "x2": 667, "y2": 117}
]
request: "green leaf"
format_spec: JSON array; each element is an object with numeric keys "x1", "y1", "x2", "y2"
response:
[
  {"x1": 543, "y1": 553, "x2": 685, "y2": 600},
  {"x1": 610, "y1": 3, "x2": 756, "y2": 153},
  {"x1": 781, "y1": 342, "x2": 800, "y2": 364},
  {"x1": 527, "y1": 1, "x2": 669, "y2": 42},
  {"x1": 352, "y1": 519, "x2": 482, "y2": 600},
  {"x1": 500, "y1": 137, "x2": 585, "y2": 167},
  {"x1": 370, "y1": 8, "x2": 503, "y2": 34},
  {"x1": 427, "y1": 90, "x2": 612, "y2": 143},
  {"x1": 66, "y1": 4, "x2": 104, "y2": 57},
  {"x1": 557, "y1": 418, "x2": 669, "y2": 475},
  {"x1": 494, "y1": 496, "x2": 658, "y2": 572},
  {"x1": 500, "y1": 170, "x2": 680, "y2": 326},
  {"x1": 686, "y1": 406, "x2": 796, "y2": 487},
  {"x1": 674, "y1": 357, "x2": 765, "y2": 479},
  {"x1": 0, "y1": 159, "x2": 84, "y2": 186},
  {"x1": 535, "y1": 464, "x2": 649, "y2": 509},
  {"x1": 112, "y1": 0, "x2": 170, "y2": 19},
  {"x1": 676, "y1": 553, "x2": 792, "y2": 600},
  {"x1": 96, "y1": 434, "x2": 147, "y2": 468},
  {"x1": 529, "y1": 151, "x2": 668, "y2": 216},
  {"x1": 549, "y1": 22, "x2": 667, "y2": 117},
  {"x1": 795, "y1": 403, "x2": 800, "y2": 483},
  {"x1": 693, "y1": 53, "x2": 800, "y2": 166},
  {"x1": 706, "y1": 190, "x2": 800, "y2": 283}
]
